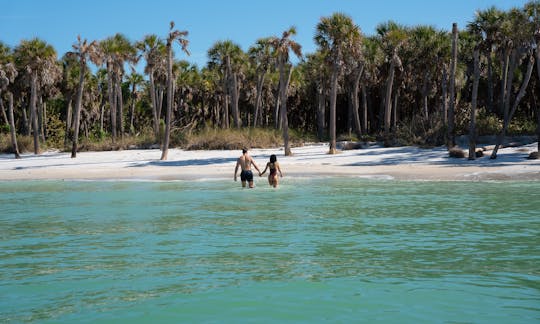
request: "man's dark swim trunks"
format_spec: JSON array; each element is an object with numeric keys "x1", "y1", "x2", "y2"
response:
[{"x1": 240, "y1": 170, "x2": 253, "y2": 182}]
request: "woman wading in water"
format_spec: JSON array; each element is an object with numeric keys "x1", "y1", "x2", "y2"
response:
[{"x1": 260, "y1": 154, "x2": 283, "y2": 188}]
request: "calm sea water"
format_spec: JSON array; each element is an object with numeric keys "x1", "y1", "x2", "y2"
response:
[{"x1": 0, "y1": 178, "x2": 539, "y2": 323}]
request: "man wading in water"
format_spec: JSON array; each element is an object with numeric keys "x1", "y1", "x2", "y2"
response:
[{"x1": 234, "y1": 148, "x2": 261, "y2": 188}]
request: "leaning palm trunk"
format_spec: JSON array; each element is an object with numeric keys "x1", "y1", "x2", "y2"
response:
[
  {"x1": 130, "y1": 83, "x2": 136, "y2": 133},
  {"x1": 7, "y1": 92, "x2": 20, "y2": 159},
  {"x1": 468, "y1": 48, "x2": 480, "y2": 160},
  {"x1": 161, "y1": 37, "x2": 174, "y2": 161},
  {"x1": 71, "y1": 60, "x2": 86, "y2": 158},
  {"x1": 384, "y1": 56, "x2": 396, "y2": 141},
  {"x1": 491, "y1": 53, "x2": 534, "y2": 159}
]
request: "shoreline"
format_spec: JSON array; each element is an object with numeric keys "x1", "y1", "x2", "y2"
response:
[{"x1": 1, "y1": 143, "x2": 538, "y2": 182}]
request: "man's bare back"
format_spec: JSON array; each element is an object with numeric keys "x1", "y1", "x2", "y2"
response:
[{"x1": 234, "y1": 148, "x2": 261, "y2": 188}]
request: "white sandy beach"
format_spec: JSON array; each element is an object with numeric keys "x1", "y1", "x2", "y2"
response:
[{"x1": 1, "y1": 142, "x2": 539, "y2": 182}]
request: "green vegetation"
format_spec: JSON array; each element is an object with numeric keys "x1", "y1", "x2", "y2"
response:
[{"x1": 0, "y1": 2, "x2": 539, "y2": 157}]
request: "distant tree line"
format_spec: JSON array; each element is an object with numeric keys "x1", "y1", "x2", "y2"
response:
[{"x1": 1, "y1": 2, "x2": 539, "y2": 160}]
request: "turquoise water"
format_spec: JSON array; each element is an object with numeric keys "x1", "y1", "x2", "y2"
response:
[{"x1": 1, "y1": 178, "x2": 539, "y2": 323}]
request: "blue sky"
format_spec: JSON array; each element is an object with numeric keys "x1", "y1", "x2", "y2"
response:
[{"x1": 1, "y1": 0, "x2": 527, "y2": 68}]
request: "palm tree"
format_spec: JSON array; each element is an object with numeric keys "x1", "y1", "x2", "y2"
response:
[
  {"x1": 470, "y1": 7, "x2": 504, "y2": 114},
  {"x1": 161, "y1": 21, "x2": 189, "y2": 161},
  {"x1": 407, "y1": 25, "x2": 446, "y2": 121},
  {"x1": 136, "y1": 34, "x2": 166, "y2": 139},
  {"x1": 0, "y1": 58, "x2": 20, "y2": 158},
  {"x1": 13, "y1": 38, "x2": 58, "y2": 154},
  {"x1": 315, "y1": 13, "x2": 362, "y2": 153},
  {"x1": 126, "y1": 69, "x2": 144, "y2": 133},
  {"x1": 361, "y1": 37, "x2": 384, "y2": 135},
  {"x1": 303, "y1": 51, "x2": 329, "y2": 141},
  {"x1": 491, "y1": 8, "x2": 535, "y2": 159},
  {"x1": 208, "y1": 40, "x2": 244, "y2": 128},
  {"x1": 269, "y1": 26, "x2": 302, "y2": 156},
  {"x1": 343, "y1": 32, "x2": 364, "y2": 139},
  {"x1": 68, "y1": 36, "x2": 98, "y2": 158},
  {"x1": 248, "y1": 37, "x2": 274, "y2": 127},
  {"x1": 376, "y1": 21, "x2": 407, "y2": 143},
  {"x1": 98, "y1": 34, "x2": 137, "y2": 142}
]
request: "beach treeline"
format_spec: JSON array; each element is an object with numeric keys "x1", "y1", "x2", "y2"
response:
[{"x1": 0, "y1": 2, "x2": 539, "y2": 159}]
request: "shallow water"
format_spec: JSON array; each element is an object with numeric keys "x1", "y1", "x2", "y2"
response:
[{"x1": 0, "y1": 178, "x2": 539, "y2": 323}]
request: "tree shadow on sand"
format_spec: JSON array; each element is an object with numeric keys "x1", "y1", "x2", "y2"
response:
[
  {"x1": 343, "y1": 146, "x2": 534, "y2": 168},
  {"x1": 129, "y1": 156, "x2": 238, "y2": 168}
]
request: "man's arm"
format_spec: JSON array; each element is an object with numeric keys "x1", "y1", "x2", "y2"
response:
[
  {"x1": 234, "y1": 160, "x2": 240, "y2": 181},
  {"x1": 251, "y1": 158, "x2": 261, "y2": 174}
]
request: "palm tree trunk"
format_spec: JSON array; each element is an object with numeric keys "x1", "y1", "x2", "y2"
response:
[
  {"x1": 117, "y1": 81, "x2": 124, "y2": 139},
  {"x1": 499, "y1": 51, "x2": 510, "y2": 116},
  {"x1": 161, "y1": 41, "x2": 174, "y2": 161},
  {"x1": 30, "y1": 72, "x2": 39, "y2": 154},
  {"x1": 329, "y1": 61, "x2": 339, "y2": 154},
  {"x1": 469, "y1": 48, "x2": 480, "y2": 160},
  {"x1": 421, "y1": 70, "x2": 429, "y2": 120},
  {"x1": 384, "y1": 57, "x2": 396, "y2": 140},
  {"x1": 22, "y1": 101, "x2": 29, "y2": 136},
  {"x1": 231, "y1": 72, "x2": 240, "y2": 128},
  {"x1": 222, "y1": 75, "x2": 230, "y2": 129},
  {"x1": 38, "y1": 95, "x2": 45, "y2": 142},
  {"x1": 107, "y1": 65, "x2": 117, "y2": 142},
  {"x1": 273, "y1": 85, "x2": 280, "y2": 129},
  {"x1": 100, "y1": 96, "x2": 105, "y2": 134},
  {"x1": 361, "y1": 84, "x2": 368, "y2": 134},
  {"x1": 316, "y1": 82, "x2": 326, "y2": 141},
  {"x1": 491, "y1": 53, "x2": 534, "y2": 159},
  {"x1": 280, "y1": 62, "x2": 292, "y2": 156},
  {"x1": 71, "y1": 61, "x2": 86, "y2": 158},
  {"x1": 441, "y1": 65, "x2": 448, "y2": 125},
  {"x1": 351, "y1": 66, "x2": 363, "y2": 138},
  {"x1": 253, "y1": 71, "x2": 266, "y2": 127},
  {"x1": 447, "y1": 23, "x2": 458, "y2": 149},
  {"x1": 63, "y1": 95, "x2": 72, "y2": 146},
  {"x1": 7, "y1": 92, "x2": 20, "y2": 159},
  {"x1": 149, "y1": 71, "x2": 159, "y2": 139},
  {"x1": 226, "y1": 56, "x2": 240, "y2": 128},
  {"x1": 487, "y1": 51, "x2": 494, "y2": 113},
  {"x1": 392, "y1": 88, "x2": 399, "y2": 132},
  {"x1": 130, "y1": 84, "x2": 136, "y2": 134},
  {"x1": 0, "y1": 96, "x2": 8, "y2": 126}
]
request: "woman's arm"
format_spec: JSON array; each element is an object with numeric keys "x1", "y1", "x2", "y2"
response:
[
  {"x1": 260, "y1": 162, "x2": 269, "y2": 176},
  {"x1": 277, "y1": 162, "x2": 283, "y2": 177}
]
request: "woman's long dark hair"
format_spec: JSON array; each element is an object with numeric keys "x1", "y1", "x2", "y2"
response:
[{"x1": 270, "y1": 154, "x2": 277, "y2": 163}]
